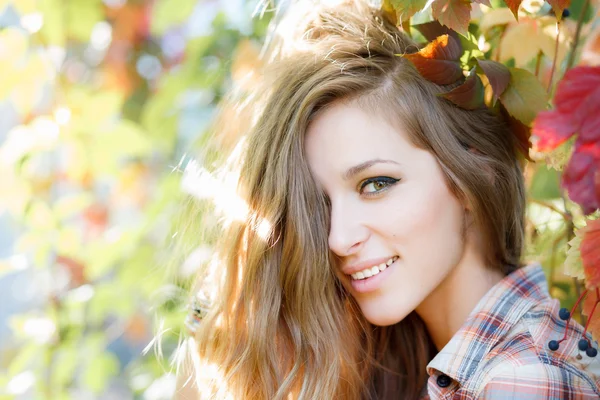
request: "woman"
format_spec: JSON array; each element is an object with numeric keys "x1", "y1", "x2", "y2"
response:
[{"x1": 177, "y1": 0, "x2": 600, "y2": 398}]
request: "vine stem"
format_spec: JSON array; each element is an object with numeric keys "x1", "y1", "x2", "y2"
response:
[
  {"x1": 549, "y1": 230, "x2": 568, "y2": 294},
  {"x1": 535, "y1": 51, "x2": 543, "y2": 77},
  {"x1": 547, "y1": 20, "x2": 562, "y2": 94},
  {"x1": 561, "y1": 186, "x2": 586, "y2": 324},
  {"x1": 566, "y1": 0, "x2": 592, "y2": 71}
]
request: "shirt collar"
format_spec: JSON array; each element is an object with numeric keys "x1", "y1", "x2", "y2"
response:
[{"x1": 426, "y1": 263, "x2": 550, "y2": 385}]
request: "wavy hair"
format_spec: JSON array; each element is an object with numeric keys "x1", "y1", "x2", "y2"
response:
[{"x1": 184, "y1": 1, "x2": 526, "y2": 399}]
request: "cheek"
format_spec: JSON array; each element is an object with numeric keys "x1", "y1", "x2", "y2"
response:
[{"x1": 383, "y1": 181, "x2": 465, "y2": 253}]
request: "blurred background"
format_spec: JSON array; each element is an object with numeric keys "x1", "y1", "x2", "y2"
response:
[
  {"x1": 0, "y1": 0, "x2": 273, "y2": 398},
  {"x1": 0, "y1": 0, "x2": 597, "y2": 399}
]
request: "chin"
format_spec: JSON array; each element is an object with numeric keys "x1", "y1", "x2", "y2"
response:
[{"x1": 361, "y1": 306, "x2": 408, "y2": 327}]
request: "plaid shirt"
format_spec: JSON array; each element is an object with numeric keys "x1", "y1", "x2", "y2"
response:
[{"x1": 420, "y1": 263, "x2": 600, "y2": 400}]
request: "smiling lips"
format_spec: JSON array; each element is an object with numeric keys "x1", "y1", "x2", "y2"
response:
[{"x1": 349, "y1": 256, "x2": 399, "y2": 280}]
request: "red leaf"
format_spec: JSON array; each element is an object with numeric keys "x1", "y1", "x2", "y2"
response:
[
  {"x1": 413, "y1": 34, "x2": 462, "y2": 60},
  {"x1": 440, "y1": 68, "x2": 485, "y2": 109},
  {"x1": 582, "y1": 289, "x2": 600, "y2": 342},
  {"x1": 404, "y1": 35, "x2": 463, "y2": 85},
  {"x1": 546, "y1": 0, "x2": 571, "y2": 21},
  {"x1": 580, "y1": 89, "x2": 600, "y2": 144},
  {"x1": 503, "y1": 0, "x2": 523, "y2": 19},
  {"x1": 581, "y1": 219, "x2": 600, "y2": 289},
  {"x1": 431, "y1": 0, "x2": 472, "y2": 35},
  {"x1": 532, "y1": 110, "x2": 578, "y2": 151},
  {"x1": 563, "y1": 142, "x2": 600, "y2": 215},
  {"x1": 412, "y1": 20, "x2": 457, "y2": 42},
  {"x1": 56, "y1": 255, "x2": 87, "y2": 287},
  {"x1": 501, "y1": 105, "x2": 533, "y2": 161},
  {"x1": 476, "y1": 59, "x2": 510, "y2": 103},
  {"x1": 554, "y1": 66, "x2": 600, "y2": 143}
]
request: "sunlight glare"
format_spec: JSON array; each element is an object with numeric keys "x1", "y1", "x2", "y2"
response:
[
  {"x1": 20, "y1": 13, "x2": 44, "y2": 34},
  {"x1": 54, "y1": 106, "x2": 71, "y2": 125},
  {"x1": 7, "y1": 371, "x2": 35, "y2": 395}
]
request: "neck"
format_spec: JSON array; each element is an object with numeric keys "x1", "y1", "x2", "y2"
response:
[{"x1": 415, "y1": 244, "x2": 505, "y2": 352}]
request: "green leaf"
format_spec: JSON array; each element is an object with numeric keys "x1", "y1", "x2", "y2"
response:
[
  {"x1": 51, "y1": 348, "x2": 79, "y2": 388},
  {"x1": 459, "y1": 32, "x2": 484, "y2": 64},
  {"x1": 569, "y1": 0, "x2": 593, "y2": 23},
  {"x1": 8, "y1": 342, "x2": 42, "y2": 375},
  {"x1": 382, "y1": 0, "x2": 429, "y2": 23},
  {"x1": 38, "y1": 0, "x2": 65, "y2": 46},
  {"x1": 67, "y1": 88, "x2": 124, "y2": 132},
  {"x1": 151, "y1": 0, "x2": 197, "y2": 36},
  {"x1": 499, "y1": 68, "x2": 548, "y2": 126},
  {"x1": 140, "y1": 97, "x2": 178, "y2": 153},
  {"x1": 82, "y1": 353, "x2": 120, "y2": 394},
  {"x1": 66, "y1": 0, "x2": 103, "y2": 42},
  {"x1": 529, "y1": 165, "x2": 562, "y2": 200},
  {"x1": 88, "y1": 121, "x2": 153, "y2": 175}
]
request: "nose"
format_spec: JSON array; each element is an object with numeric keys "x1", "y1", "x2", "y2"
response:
[{"x1": 328, "y1": 199, "x2": 368, "y2": 257}]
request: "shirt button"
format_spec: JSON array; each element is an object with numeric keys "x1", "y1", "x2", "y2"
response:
[{"x1": 436, "y1": 374, "x2": 452, "y2": 388}]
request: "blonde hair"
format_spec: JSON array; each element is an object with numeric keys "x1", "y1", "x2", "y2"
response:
[{"x1": 185, "y1": 1, "x2": 526, "y2": 399}]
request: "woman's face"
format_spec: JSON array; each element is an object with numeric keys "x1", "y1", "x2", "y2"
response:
[{"x1": 305, "y1": 100, "x2": 467, "y2": 326}]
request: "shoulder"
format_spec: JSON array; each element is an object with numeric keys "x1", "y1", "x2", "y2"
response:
[{"x1": 472, "y1": 297, "x2": 600, "y2": 399}]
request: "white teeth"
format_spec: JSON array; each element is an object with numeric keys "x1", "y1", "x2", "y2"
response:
[{"x1": 350, "y1": 256, "x2": 398, "y2": 280}]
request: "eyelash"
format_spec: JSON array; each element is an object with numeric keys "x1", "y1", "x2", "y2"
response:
[{"x1": 359, "y1": 176, "x2": 400, "y2": 197}]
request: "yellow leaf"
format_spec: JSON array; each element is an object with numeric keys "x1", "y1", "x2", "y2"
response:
[
  {"x1": 500, "y1": 22, "x2": 540, "y2": 66},
  {"x1": 540, "y1": 23, "x2": 571, "y2": 68},
  {"x1": 500, "y1": 18, "x2": 571, "y2": 67},
  {"x1": 38, "y1": 0, "x2": 65, "y2": 46},
  {"x1": 565, "y1": 234, "x2": 585, "y2": 280},
  {"x1": 580, "y1": 24, "x2": 600, "y2": 66},
  {"x1": 66, "y1": 0, "x2": 103, "y2": 42},
  {"x1": 10, "y1": 54, "x2": 54, "y2": 116},
  {"x1": 56, "y1": 227, "x2": 83, "y2": 255},
  {"x1": 10, "y1": 0, "x2": 37, "y2": 14},
  {"x1": 480, "y1": 8, "x2": 515, "y2": 32},
  {"x1": 0, "y1": 163, "x2": 31, "y2": 216},
  {"x1": 0, "y1": 28, "x2": 28, "y2": 62}
]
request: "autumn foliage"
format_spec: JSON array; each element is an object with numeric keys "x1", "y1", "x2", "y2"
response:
[
  {"x1": 382, "y1": 0, "x2": 600, "y2": 339},
  {"x1": 1, "y1": 0, "x2": 599, "y2": 396}
]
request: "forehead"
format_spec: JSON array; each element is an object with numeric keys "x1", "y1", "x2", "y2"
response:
[{"x1": 304, "y1": 101, "x2": 414, "y2": 173}]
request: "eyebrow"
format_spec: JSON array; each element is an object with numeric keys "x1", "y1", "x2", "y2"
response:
[{"x1": 343, "y1": 159, "x2": 401, "y2": 180}]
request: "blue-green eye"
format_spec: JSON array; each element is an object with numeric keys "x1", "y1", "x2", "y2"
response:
[{"x1": 359, "y1": 177, "x2": 399, "y2": 196}]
